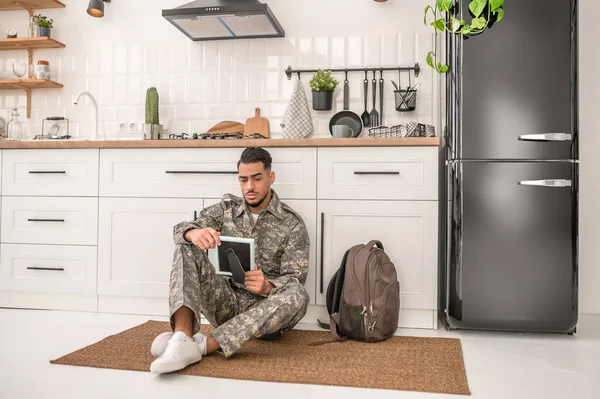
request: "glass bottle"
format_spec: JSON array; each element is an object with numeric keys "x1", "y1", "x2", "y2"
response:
[
  {"x1": 29, "y1": 16, "x2": 36, "y2": 37},
  {"x1": 6, "y1": 108, "x2": 23, "y2": 141}
]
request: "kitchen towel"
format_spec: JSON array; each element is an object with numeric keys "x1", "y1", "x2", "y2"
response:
[{"x1": 281, "y1": 80, "x2": 314, "y2": 139}]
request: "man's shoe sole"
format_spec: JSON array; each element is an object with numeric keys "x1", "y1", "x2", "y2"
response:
[{"x1": 150, "y1": 353, "x2": 203, "y2": 374}]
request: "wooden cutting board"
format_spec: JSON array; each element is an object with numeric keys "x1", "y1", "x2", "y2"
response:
[
  {"x1": 207, "y1": 121, "x2": 245, "y2": 135},
  {"x1": 244, "y1": 108, "x2": 270, "y2": 138}
]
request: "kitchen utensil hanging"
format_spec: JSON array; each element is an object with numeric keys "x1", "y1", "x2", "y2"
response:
[
  {"x1": 369, "y1": 70, "x2": 379, "y2": 127},
  {"x1": 361, "y1": 71, "x2": 370, "y2": 127},
  {"x1": 328, "y1": 71, "x2": 363, "y2": 138},
  {"x1": 394, "y1": 69, "x2": 418, "y2": 112}
]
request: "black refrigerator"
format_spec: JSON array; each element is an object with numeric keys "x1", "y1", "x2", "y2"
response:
[{"x1": 439, "y1": 0, "x2": 579, "y2": 334}]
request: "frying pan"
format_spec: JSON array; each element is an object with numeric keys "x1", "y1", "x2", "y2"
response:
[{"x1": 329, "y1": 71, "x2": 363, "y2": 138}]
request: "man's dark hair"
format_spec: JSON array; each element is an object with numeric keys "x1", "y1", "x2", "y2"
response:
[{"x1": 237, "y1": 147, "x2": 272, "y2": 171}]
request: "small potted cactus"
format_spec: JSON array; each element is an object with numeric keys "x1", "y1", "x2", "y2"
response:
[
  {"x1": 310, "y1": 69, "x2": 338, "y2": 111},
  {"x1": 144, "y1": 87, "x2": 163, "y2": 139}
]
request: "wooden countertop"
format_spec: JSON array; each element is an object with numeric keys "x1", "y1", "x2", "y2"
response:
[{"x1": 0, "y1": 137, "x2": 439, "y2": 149}]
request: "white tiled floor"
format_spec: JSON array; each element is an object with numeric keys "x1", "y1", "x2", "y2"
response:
[{"x1": 0, "y1": 308, "x2": 597, "y2": 399}]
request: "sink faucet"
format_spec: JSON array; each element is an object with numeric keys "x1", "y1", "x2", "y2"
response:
[{"x1": 74, "y1": 91, "x2": 101, "y2": 140}]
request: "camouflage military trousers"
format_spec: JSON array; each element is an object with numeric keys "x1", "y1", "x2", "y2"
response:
[{"x1": 169, "y1": 243, "x2": 309, "y2": 358}]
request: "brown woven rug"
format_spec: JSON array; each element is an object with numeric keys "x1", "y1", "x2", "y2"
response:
[{"x1": 50, "y1": 320, "x2": 470, "y2": 395}]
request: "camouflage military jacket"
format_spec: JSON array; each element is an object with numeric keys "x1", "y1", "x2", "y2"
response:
[{"x1": 173, "y1": 189, "x2": 310, "y2": 289}]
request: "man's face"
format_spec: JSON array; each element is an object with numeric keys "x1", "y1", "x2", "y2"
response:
[{"x1": 238, "y1": 162, "x2": 275, "y2": 208}]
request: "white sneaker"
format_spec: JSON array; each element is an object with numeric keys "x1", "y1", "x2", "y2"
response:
[
  {"x1": 150, "y1": 331, "x2": 206, "y2": 374},
  {"x1": 150, "y1": 331, "x2": 206, "y2": 358}
]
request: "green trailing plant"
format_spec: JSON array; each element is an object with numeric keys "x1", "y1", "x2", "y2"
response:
[
  {"x1": 424, "y1": 0, "x2": 504, "y2": 74},
  {"x1": 145, "y1": 87, "x2": 159, "y2": 125},
  {"x1": 33, "y1": 14, "x2": 54, "y2": 28},
  {"x1": 309, "y1": 69, "x2": 339, "y2": 91}
]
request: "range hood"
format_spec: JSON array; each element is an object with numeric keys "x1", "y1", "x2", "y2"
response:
[{"x1": 162, "y1": 0, "x2": 285, "y2": 41}]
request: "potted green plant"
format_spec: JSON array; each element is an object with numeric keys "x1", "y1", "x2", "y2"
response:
[
  {"x1": 144, "y1": 87, "x2": 163, "y2": 140},
  {"x1": 310, "y1": 69, "x2": 339, "y2": 111},
  {"x1": 424, "y1": 0, "x2": 504, "y2": 73},
  {"x1": 33, "y1": 14, "x2": 54, "y2": 38}
]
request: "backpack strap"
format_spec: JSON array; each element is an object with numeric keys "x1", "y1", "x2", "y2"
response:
[
  {"x1": 365, "y1": 240, "x2": 384, "y2": 251},
  {"x1": 326, "y1": 249, "x2": 350, "y2": 341}
]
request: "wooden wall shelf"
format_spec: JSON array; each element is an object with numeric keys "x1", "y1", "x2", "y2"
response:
[
  {"x1": 0, "y1": 0, "x2": 65, "y2": 13},
  {"x1": 0, "y1": 37, "x2": 65, "y2": 51},
  {"x1": 0, "y1": 78, "x2": 63, "y2": 90},
  {"x1": 0, "y1": 79, "x2": 63, "y2": 118}
]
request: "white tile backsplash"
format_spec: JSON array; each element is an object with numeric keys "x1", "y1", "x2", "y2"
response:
[
  {"x1": 128, "y1": 45, "x2": 142, "y2": 75},
  {"x1": 143, "y1": 44, "x2": 159, "y2": 75},
  {"x1": 218, "y1": 42, "x2": 234, "y2": 71},
  {"x1": 114, "y1": 45, "x2": 128, "y2": 75},
  {"x1": 0, "y1": 0, "x2": 437, "y2": 137}
]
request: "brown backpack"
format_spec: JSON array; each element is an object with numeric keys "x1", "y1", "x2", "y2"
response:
[{"x1": 318, "y1": 240, "x2": 400, "y2": 343}]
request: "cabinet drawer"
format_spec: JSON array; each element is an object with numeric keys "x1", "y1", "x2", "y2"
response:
[
  {"x1": 0, "y1": 244, "x2": 97, "y2": 295},
  {"x1": 99, "y1": 148, "x2": 316, "y2": 199},
  {"x1": 317, "y1": 147, "x2": 438, "y2": 200},
  {"x1": 2, "y1": 149, "x2": 99, "y2": 196},
  {"x1": 1, "y1": 196, "x2": 98, "y2": 245}
]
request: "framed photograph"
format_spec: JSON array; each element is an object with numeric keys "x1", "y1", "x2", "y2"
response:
[{"x1": 212, "y1": 236, "x2": 255, "y2": 283}]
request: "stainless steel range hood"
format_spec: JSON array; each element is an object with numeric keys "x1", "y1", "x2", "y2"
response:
[{"x1": 162, "y1": 0, "x2": 285, "y2": 41}]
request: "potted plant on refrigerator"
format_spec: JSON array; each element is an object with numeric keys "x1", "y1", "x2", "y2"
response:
[
  {"x1": 424, "y1": 0, "x2": 505, "y2": 74},
  {"x1": 33, "y1": 14, "x2": 54, "y2": 38},
  {"x1": 310, "y1": 69, "x2": 339, "y2": 111},
  {"x1": 144, "y1": 87, "x2": 163, "y2": 140}
]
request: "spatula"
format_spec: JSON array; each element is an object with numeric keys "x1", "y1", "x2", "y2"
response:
[
  {"x1": 370, "y1": 70, "x2": 379, "y2": 127},
  {"x1": 361, "y1": 71, "x2": 370, "y2": 127}
]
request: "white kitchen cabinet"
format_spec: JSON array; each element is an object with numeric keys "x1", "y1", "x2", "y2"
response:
[
  {"x1": 99, "y1": 147, "x2": 317, "y2": 199},
  {"x1": 317, "y1": 147, "x2": 438, "y2": 201},
  {"x1": 316, "y1": 200, "x2": 438, "y2": 317},
  {"x1": 2, "y1": 149, "x2": 99, "y2": 197},
  {"x1": 204, "y1": 197, "x2": 317, "y2": 305},
  {"x1": 1, "y1": 196, "x2": 98, "y2": 246},
  {"x1": 97, "y1": 197, "x2": 203, "y2": 299},
  {"x1": 0, "y1": 243, "x2": 97, "y2": 295}
]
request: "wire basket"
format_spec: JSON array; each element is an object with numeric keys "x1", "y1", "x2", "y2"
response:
[
  {"x1": 368, "y1": 124, "x2": 407, "y2": 138},
  {"x1": 394, "y1": 89, "x2": 417, "y2": 112},
  {"x1": 406, "y1": 122, "x2": 436, "y2": 137}
]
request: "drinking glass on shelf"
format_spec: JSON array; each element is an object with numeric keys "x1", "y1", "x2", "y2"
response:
[{"x1": 12, "y1": 62, "x2": 28, "y2": 78}]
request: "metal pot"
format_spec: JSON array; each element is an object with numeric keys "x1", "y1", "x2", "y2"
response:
[{"x1": 36, "y1": 27, "x2": 51, "y2": 37}]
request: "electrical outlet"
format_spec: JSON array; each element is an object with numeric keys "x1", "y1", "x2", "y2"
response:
[
  {"x1": 128, "y1": 121, "x2": 139, "y2": 132},
  {"x1": 118, "y1": 121, "x2": 127, "y2": 133}
]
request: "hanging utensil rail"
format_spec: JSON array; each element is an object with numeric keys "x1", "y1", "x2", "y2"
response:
[{"x1": 285, "y1": 63, "x2": 420, "y2": 80}]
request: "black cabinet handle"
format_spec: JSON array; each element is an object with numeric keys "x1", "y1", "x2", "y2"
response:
[
  {"x1": 353, "y1": 171, "x2": 400, "y2": 175},
  {"x1": 29, "y1": 171, "x2": 66, "y2": 174},
  {"x1": 165, "y1": 171, "x2": 237, "y2": 175},
  {"x1": 27, "y1": 218, "x2": 65, "y2": 222},
  {"x1": 320, "y1": 212, "x2": 324, "y2": 294},
  {"x1": 27, "y1": 266, "x2": 64, "y2": 271}
]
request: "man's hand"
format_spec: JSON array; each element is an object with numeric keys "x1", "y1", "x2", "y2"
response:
[
  {"x1": 245, "y1": 268, "x2": 274, "y2": 295},
  {"x1": 184, "y1": 227, "x2": 221, "y2": 250}
]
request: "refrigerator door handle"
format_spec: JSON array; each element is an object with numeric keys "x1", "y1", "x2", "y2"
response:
[
  {"x1": 518, "y1": 133, "x2": 572, "y2": 142},
  {"x1": 518, "y1": 179, "x2": 572, "y2": 188}
]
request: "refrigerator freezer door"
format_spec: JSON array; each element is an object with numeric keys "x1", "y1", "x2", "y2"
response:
[
  {"x1": 458, "y1": 0, "x2": 576, "y2": 160},
  {"x1": 445, "y1": 161, "x2": 578, "y2": 332}
]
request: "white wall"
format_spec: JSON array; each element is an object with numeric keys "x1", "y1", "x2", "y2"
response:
[
  {"x1": 578, "y1": 0, "x2": 600, "y2": 315},
  {"x1": 0, "y1": 0, "x2": 437, "y2": 139}
]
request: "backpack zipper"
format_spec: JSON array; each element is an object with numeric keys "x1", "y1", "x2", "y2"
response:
[{"x1": 365, "y1": 253, "x2": 376, "y2": 342}]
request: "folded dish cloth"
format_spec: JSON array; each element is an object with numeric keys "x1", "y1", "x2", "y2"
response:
[{"x1": 281, "y1": 80, "x2": 314, "y2": 139}]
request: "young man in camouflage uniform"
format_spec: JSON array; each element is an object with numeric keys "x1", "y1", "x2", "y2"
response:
[{"x1": 150, "y1": 147, "x2": 310, "y2": 374}]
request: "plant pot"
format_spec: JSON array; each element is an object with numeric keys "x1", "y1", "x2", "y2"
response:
[
  {"x1": 312, "y1": 90, "x2": 334, "y2": 111},
  {"x1": 144, "y1": 124, "x2": 163, "y2": 140},
  {"x1": 36, "y1": 27, "x2": 51, "y2": 38}
]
